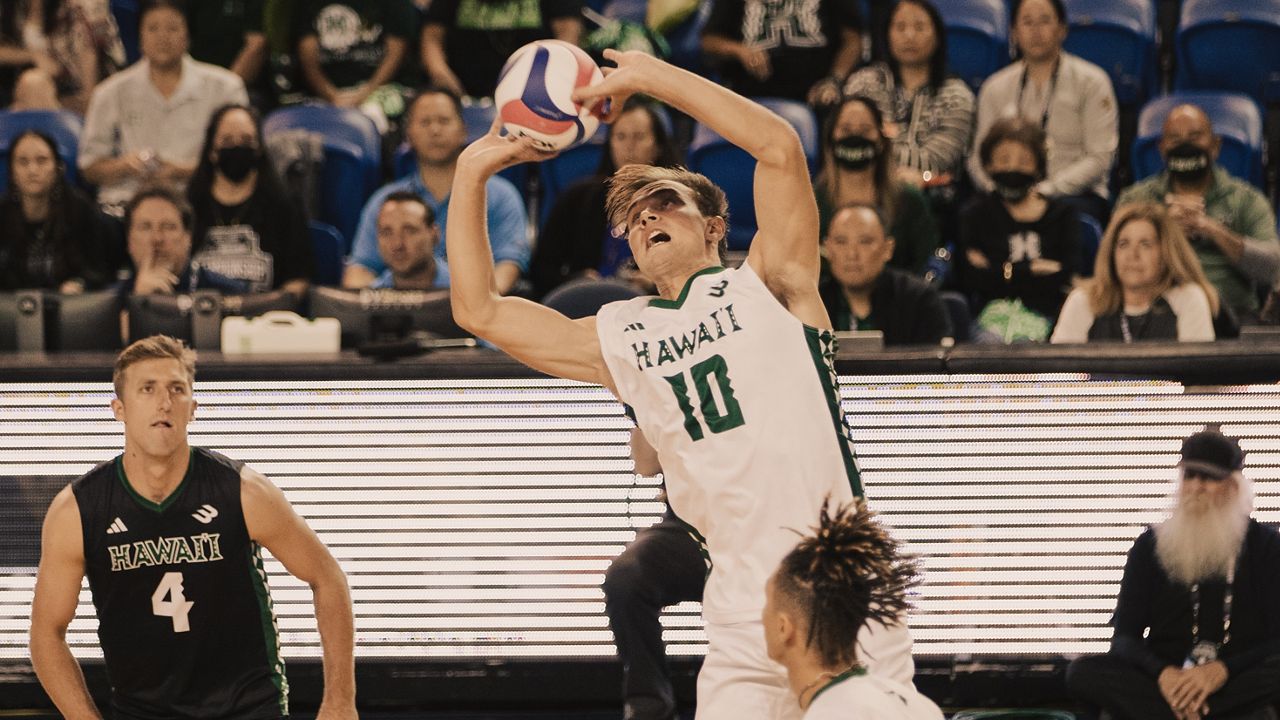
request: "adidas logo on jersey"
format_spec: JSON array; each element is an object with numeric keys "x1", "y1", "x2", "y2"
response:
[
  {"x1": 192, "y1": 504, "x2": 218, "y2": 524},
  {"x1": 106, "y1": 517, "x2": 128, "y2": 534}
]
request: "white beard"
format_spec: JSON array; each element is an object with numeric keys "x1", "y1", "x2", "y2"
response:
[{"x1": 1154, "y1": 474, "x2": 1253, "y2": 585}]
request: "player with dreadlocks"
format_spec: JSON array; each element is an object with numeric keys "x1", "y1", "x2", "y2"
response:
[{"x1": 762, "y1": 500, "x2": 942, "y2": 719}]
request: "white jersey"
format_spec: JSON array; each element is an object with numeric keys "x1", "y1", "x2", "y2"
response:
[
  {"x1": 805, "y1": 672, "x2": 944, "y2": 720},
  {"x1": 596, "y1": 262, "x2": 863, "y2": 624}
]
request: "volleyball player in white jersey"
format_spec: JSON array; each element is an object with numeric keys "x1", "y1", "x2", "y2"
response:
[{"x1": 446, "y1": 49, "x2": 913, "y2": 719}]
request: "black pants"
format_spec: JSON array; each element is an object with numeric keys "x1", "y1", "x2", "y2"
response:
[
  {"x1": 602, "y1": 510, "x2": 707, "y2": 720},
  {"x1": 1066, "y1": 652, "x2": 1280, "y2": 720}
]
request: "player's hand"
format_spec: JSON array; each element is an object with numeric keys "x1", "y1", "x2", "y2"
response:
[
  {"x1": 571, "y1": 48, "x2": 655, "y2": 122},
  {"x1": 457, "y1": 116, "x2": 558, "y2": 176}
]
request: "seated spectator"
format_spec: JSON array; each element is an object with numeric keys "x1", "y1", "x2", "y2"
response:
[
  {"x1": 1053, "y1": 203, "x2": 1217, "y2": 343},
  {"x1": 118, "y1": 185, "x2": 249, "y2": 297},
  {"x1": 373, "y1": 191, "x2": 446, "y2": 290},
  {"x1": 958, "y1": 117, "x2": 1079, "y2": 333},
  {"x1": 701, "y1": 0, "x2": 861, "y2": 106},
  {"x1": 0, "y1": 0, "x2": 125, "y2": 113},
  {"x1": 295, "y1": 0, "x2": 416, "y2": 132},
  {"x1": 421, "y1": 0, "x2": 582, "y2": 99},
  {"x1": 0, "y1": 129, "x2": 112, "y2": 291},
  {"x1": 967, "y1": 0, "x2": 1117, "y2": 226},
  {"x1": 1066, "y1": 428, "x2": 1280, "y2": 720},
  {"x1": 531, "y1": 99, "x2": 680, "y2": 298},
  {"x1": 79, "y1": 0, "x2": 248, "y2": 212},
  {"x1": 344, "y1": 88, "x2": 528, "y2": 293},
  {"x1": 184, "y1": 0, "x2": 268, "y2": 101},
  {"x1": 843, "y1": 0, "x2": 974, "y2": 188},
  {"x1": 1116, "y1": 104, "x2": 1280, "y2": 323},
  {"x1": 816, "y1": 95, "x2": 939, "y2": 275},
  {"x1": 187, "y1": 104, "x2": 312, "y2": 296},
  {"x1": 819, "y1": 204, "x2": 950, "y2": 345}
]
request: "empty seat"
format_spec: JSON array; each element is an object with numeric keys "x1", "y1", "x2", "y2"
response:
[
  {"x1": 310, "y1": 221, "x2": 345, "y2": 287},
  {"x1": 936, "y1": 0, "x2": 1009, "y2": 92},
  {"x1": 263, "y1": 106, "x2": 381, "y2": 242},
  {"x1": 687, "y1": 98, "x2": 818, "y2": 250},
  {"x1": 1175, "y1": 0, "x2": 1280, "y2": 105},
  {"x1": 542, "y1": 278, "x2": 641, "y2": 318},
  {"x1": 1131, "y1": 92, "x2": 1264, "y2": 188},
  {"x1": 1063, "y1": 0, "x2": 1159, "y2": 106},
  {"x1": 46, "y1": 291, "x2": 123, "y2": 351},
  {"x1": 0, "y1": 110, "x2": 83, "y2": 191}
]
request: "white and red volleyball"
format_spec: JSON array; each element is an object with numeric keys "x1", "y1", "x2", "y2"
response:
[{"x1": 494, "y1": 40, "x2": 604, "y2": 151}]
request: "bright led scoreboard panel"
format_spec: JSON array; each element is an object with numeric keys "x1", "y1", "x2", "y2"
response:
[{"x1": 1, "y1": 375, "x2": 1278, "y2": 662}]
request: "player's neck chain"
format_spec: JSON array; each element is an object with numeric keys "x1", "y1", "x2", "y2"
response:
[{"x1": 797, "y1": 662, "x2": 865, "y2": 709}]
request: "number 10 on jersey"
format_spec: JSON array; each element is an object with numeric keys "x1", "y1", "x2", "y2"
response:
[{"x1": 664, "y1": 354, "x2": 745, "y2": 441}]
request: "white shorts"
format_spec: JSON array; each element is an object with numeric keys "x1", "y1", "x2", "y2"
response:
[{"x1": 695, "y1": 618, "x2": 917, "y2": 720}]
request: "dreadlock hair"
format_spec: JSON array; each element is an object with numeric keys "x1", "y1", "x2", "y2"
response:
[{"x1": 774, "y1": 499, "x2": 920, "y2": 668}]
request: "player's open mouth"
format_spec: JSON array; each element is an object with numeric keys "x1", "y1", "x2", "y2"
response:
[{"x1": 647, "y1": 231, "x2": 671, "y2": 247}]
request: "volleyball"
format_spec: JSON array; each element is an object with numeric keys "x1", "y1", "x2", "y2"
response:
[{"x1": 494, "y1": 39, "x2": 604, "y2": 151}]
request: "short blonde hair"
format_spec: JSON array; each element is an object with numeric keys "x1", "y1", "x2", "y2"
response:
[
  {"x1": 604, "y1": 165, "x2": 730, "y2": 262},
  {"x1": 113, "y1": 335, "x2": 197, "y2": 398},
  {"x1": 1086, "y1": 202, "x2": 1220, "y2": 317}
]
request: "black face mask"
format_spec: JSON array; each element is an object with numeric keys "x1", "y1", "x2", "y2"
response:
[
  {"x1": 833, "y1": 136, "x2": 879, "y2": 171},
  {"x1": 215, "y1": 145, "x2": 260, "y2": 182},
  {"x1": 1165, "y1": 142, "x2": 1211, "y2": 181},
  {"x1": 991, "y1": 171, "x2": 1038, "y2": 203}
]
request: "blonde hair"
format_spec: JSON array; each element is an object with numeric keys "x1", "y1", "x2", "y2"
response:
[
  {"x1": 1085, "y1": 202, "x2": 1220, "y2": 317},
  {"x1": 113, "y1": 335, "x2": 197, "y2": 398},
  {"x1": 604, "y1": 164, "x2": 729, "y2": 262}
]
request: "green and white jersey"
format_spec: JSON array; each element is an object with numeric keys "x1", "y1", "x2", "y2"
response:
[
  {"x1": 805, "y1": 669, "x2": 944, "y2": 719},
  {"x1": 596, "y1": 262, "x2": 863, "y2": 623}
]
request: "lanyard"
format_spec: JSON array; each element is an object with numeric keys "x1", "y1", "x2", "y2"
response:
[
  {"x1": 1119, "y1": 312, "x2": 1147, "y2": 343},
  {"x1": 1190, "y1": 563, "x2": 1235, "y2": 648},
  {"x1": 1017, "y1": 58, "x2": 1061, "y2": 129}
]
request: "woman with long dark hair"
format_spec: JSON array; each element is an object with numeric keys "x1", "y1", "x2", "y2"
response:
[
  {"x1": 815, "y1": 95, "x2": 939, "y2": 275},
  {"x1": 531, "y1": 98, "x2": 682, "y2": 298},
  {"x1": 843, "y1": 0, "x2": 974, "y2": 188},
  {"x1": 187, "y1": 103, "x2": 312, "y2": 296},
  {"x1": 0, "y1": 129, "x2": 112, "y2": 290},
  {"x1": 0, "y1": 0, "x2": 124, "y2": 112}
]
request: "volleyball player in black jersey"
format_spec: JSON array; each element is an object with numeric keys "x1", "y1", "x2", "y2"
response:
[{"x1": 30, "y1": 336, "x2": 357, "y2": 719}]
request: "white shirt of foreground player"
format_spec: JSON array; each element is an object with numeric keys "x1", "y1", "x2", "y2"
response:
[{"x1": 804, "y1": 670, "x2": 944, "y2": 720}]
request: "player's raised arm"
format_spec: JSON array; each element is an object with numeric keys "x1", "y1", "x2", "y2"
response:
[
  {"x1": 574, "y1": 51, "x2": 824, "y2": 321},
  {"x1": 241, "y1": 468, "x2": 357, "y2": 720},
  {"x1": 447, "y1": 125, "x2": 616, "y2": 389},
  {"x1": 30, "y1": 487, "x2": 102, "y2": 720}
]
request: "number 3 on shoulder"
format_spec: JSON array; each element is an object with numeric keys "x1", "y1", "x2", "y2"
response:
[{"x1": 152, "y1": 571, "x2": 195, "y2": 632}]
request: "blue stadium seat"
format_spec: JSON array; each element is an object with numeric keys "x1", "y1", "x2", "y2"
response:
[
  {"x1": 110, "y1": 0, "x2": 140, "y2": 65},
  {"x1": 935, "y1": 0, "x2": 1009, "y2": 92},
  {"x1": 0, "y1": 110, "x2": 83, "y2": 192},
  {"x1": 263, "y1": 106, "x2": 381, "y2": 242},
  {"x1": 664, "y1": 0, "x2": 714, "y2": 74},
  {"x1": 1063, "y1": 0, "x2": 1158, "y2": 107},
  {"x1": 687, "y1": 98, "x2": 818, "y2": 250},
  {"x1": 542, "y1": 278, "x2": 641, "y2": 318},
  {"x1": 1078, "y1": 212, "x2": 1103, "y2": 277},
  {"x1": 1131, "y1": 92, "x2": 1264, "y2": 188},
  {"x1": 310, "y1": 221, "x2": 345, "y2": 286},
  {"x1": 1175, "y1": 0, "x2": 1280, "y2": 105}
]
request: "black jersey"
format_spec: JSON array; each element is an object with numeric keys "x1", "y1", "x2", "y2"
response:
[{"x1": 73, "y1": 447, "x2": 287, "y2": 720}]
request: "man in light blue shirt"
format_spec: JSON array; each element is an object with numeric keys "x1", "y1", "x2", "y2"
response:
[
  {"x1": 370, "y1": 190, "x2": 449, "y2": 290},
  {"x1": 343, "y1": 88, "x2": 528, "y2": 293}
]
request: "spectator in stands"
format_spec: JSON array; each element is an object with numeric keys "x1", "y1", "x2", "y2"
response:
[
  {"x1": 1116, "y1": 104, "x2": 1280, "y2": 324},
  {"x1": 1066, "y1": 428, "x2": 1280, "y2": 720},
  {"x1": 187, "y1": 104, "x2": 312, "y2": 297},
  {"x1": 957, "y1": 117, "x2": 1079, "y2": 336},
  {"x1": 701, "y1": 0, "x2": 861, "y2": 106},
  {"x1": 967, "y1": 0, "x2": 1117, "y2": 226},
  {"x1": 373, "y1": 191, "x2": 446, "y2": 290},
  {"x1": 1052, "y1": 203, "x2": 1217, "y2": 343},
  {"x1": 295, "y1": 0, "x2": 416, "y2": 132},
  {"x1": 184, "y1": 0, "x2": 268, "y2": 103},
  {"x1": 79, "y1": 0, "x2": 247, "y2": 213},
  {"x1": 531, "y1": 99, "x2": 680, "y2": 298},
  {"x1": 820, "y1": 204, "x2": 950, "y2": 345},
  {"x1": 842, "y1": 0, "x2": 974, "y2": 188},
  {"x1": 0, "y1": 129, "x2": 112, "y2": 291},
  {"x1": 0, "y1": 0, "x2": 125, "y2": 113},
  {"x1": 815, "y1": 94, "x2": 939, "y2": 275},
  {"x1": 118, "y1": 185, "x2": 249, "y2": 297},
  {"x1": 421, "y1": 0, "x2": 582, "y2": 99},
  {"x1": 343, "y1": 88, "x2": 528, "y2": 294}
]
